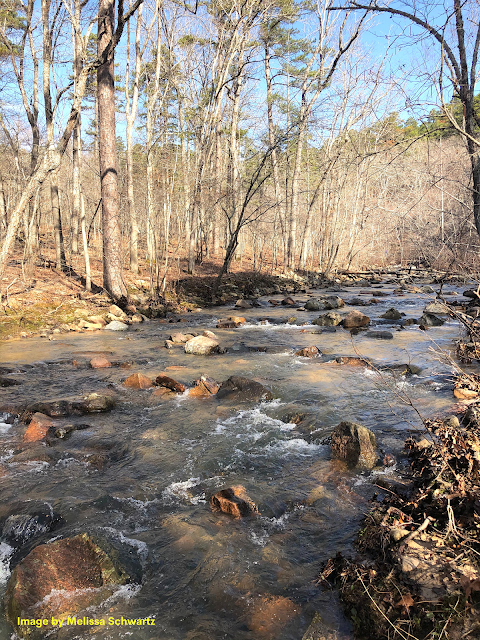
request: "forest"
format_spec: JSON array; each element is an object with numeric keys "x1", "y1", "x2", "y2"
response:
[{"x1": 0, "y1": 0, "x2": 479, "y2": 301}]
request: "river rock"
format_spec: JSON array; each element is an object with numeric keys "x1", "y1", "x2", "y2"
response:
[
  {"x1": 216, "y1": 376, "x2": 273, "y2": 402},
  {"x1": 27, "y1": 394, "x2": 115, "y2": 417},
  {"x1": 312, "y1": 312, "x2": 342, "y2": 326},
  {"x1": 330, "y1": 421, "x2": 377, "y2": 469},
  {"x1": 365, "y1": 331, "x2": 394, "y2": 340},
  {"x1": 424, "y1": 301, "x2": 449, "y2": 314},
  {"x1": 170, "y1": 332, "x2": 189, "y2": 343},
  {"x1": 321, "y1": 295, "x2": 345, "y2": 309},
  {"x1": 189, "y1": 375, "x2": 220, "y2": 398},
  {"x1": 123, "y1": 373, "x2": 153, "y2": 389},
  {"x1": 23, "y1": 413, "x2": 54, "y2": 444},
  {"x1": 109, "y1": 304, "x2": 127, "y2": 318},
  {"x1": 4, "y1": 534, "x2": 129, "y2": 638},
  {"x1": 235, "y1": 299, "x2": 252, "y2": 309},
  {"x1": 305, "y1": 299, "x2": 322, "y2": 311},
  {"x1": 89, "y1": 355, "x2": 111, "y2": 369},
  {"x1": 302, "y1": 612, "x2": 341, "y2": 640},
  {"x1": 295, "y1": 346, "x2": 321, "y2": 357},
  {"x1": 80, "y1": 393, "x2": 116, "y2": 413},
  {"x1": 185, "y1": 336, "x2": 219, "y2": 355},
  {"x1": 209, "y1": 485, "x2": 259, "y2": 517},
  {"x1": 335, "y1": 356, "x2": 370, "y2": 367},
  {"x1": 155, "y1": 375, "x2": 186, "y2": 393},
  {"x1": 380, "y1": 307, "x2": 403, "y2": 320},
  {"x1": 0, "y1": 376, "x2": 22, "y2": 387},
  {"x1": 202, "y1": 330, "x2": 218, "y2": 339},
  {"x1": 419, "y1": 312, "x2": 445, "y2": 326},
  {"x1": 401, "y1": 318, "x2": 418, "y2": 326},
  {"x1": 104, "y1": 320, "x2": 129, "y2": 331},
  {"x1": 342, "y1": 310, "x2": 370, "y2": 328},
  {"x1": 281, "y1": 297, "x2": 296, "y2": 306},
  {"x1": 1, "y1": 502, "x2": 62, "y2": 548}
]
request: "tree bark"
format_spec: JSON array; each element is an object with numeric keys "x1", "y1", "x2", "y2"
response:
[{"x1": 97, "y1": 0, "x2": 127, "y2": 301}]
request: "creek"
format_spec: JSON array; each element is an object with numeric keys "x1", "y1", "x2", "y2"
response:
[{"x1": 0, "y1": 283, "x2": 465, "y2": 639}]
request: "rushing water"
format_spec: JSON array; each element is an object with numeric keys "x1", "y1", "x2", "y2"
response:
[{"x1": 0, "y1": 283, "x2": 467, "y2": 639}]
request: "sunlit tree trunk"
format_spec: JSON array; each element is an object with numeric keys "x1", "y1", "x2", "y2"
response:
[{"x1": 97, "y1": 0, "x2": 128, "y2": 300}]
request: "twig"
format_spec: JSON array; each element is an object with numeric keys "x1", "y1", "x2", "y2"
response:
[{"x1": 399, "y1": 516, "x2": 432, "y2": 553}]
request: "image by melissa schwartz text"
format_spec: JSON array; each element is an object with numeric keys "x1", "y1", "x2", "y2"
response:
[{"x1": 18, "y1": 616, "x2": 156, "y2": 628}]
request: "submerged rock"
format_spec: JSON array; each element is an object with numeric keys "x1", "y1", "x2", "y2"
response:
[
  {"x1": 365, "y1": 331, "x2": 394, "y2": 340},
  {"x1": 185, "y1": 335, "x2": 219, "y2": 355},
  {"x1": 209, "y1": 485, "x2": 258, "y2": 517},
  {"x1": 1, "y1": 502, "x2": 62, "y2": 548},
  {"x1": 330, "y1": 421, "x2": 377, "y2": 469},
  {"x1": 216, "y1": 376, "x2": 273, "y2": 402},
  {"x1": 302, "y1": 613, "x2": 341, "y2": 640},
  {"x1": 342, "y1": 310, "x2": 370, "y2": 328},
  {"x1": 245, "y1": 594, "x2": 299, "y2": 639},
  {"x1": 0, "y1": 376, "x2": 22, "y2": 387},
  {"x1": 4, "y1": 534, "x2": 129, "y2": 638}
]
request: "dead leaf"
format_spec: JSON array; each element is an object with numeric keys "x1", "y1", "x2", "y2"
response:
[{"x1": 395, "y1": 593, "x2": 414, "y2": 611}]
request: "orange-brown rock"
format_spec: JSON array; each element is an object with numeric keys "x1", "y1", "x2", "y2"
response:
[
  {"x1": 89, "y1": 355, "x2": 111, "y2": 369},
  {"x1": 189, "y1": 376, "x2": 220, "y2": 398},
  {"x1": 23, "y1": 413, "x2": 54, "y2": 444},
  {"x1": 209, "y1": 485, "x2": 258, "y2": 517},
  {"x1": 342, "y1": 310, "x2": 370, "y2": 328},
  {"x1": 245, "y1": 595, "x2": 299, "y2": 639},
  {"x1": 295, "y1": 346, "x2": 321, "y2": 358},
  {"x1": 123, "y1": 373, "x2": 154, "y2": 389},
  {"x1": 335, "y1": 356, "x2": 370, "y2": 367},
  {"x1": 4, "y1": 534, "x2": 128, "y2": 638},
  {"x1": 454, "y1": 387, "x2": 478, "y2": 400},
  {"x1": 155, "y1": 375, "x2": 186, "y2": 393}
]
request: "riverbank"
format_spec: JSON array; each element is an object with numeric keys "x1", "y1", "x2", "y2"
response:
[
  {"x1": 317, "y1": 321, "x2": 480, "y2": 639},
  {"x1": 0, "y1": 246, "x2": 472, "y2": 341}
]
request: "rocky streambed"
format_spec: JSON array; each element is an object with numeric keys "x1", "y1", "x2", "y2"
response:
[{"x1": 0, "y1": 281, "x2": 473, "y2": 639}]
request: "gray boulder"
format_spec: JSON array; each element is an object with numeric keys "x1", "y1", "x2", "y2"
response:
[
  {"x1": 216, "y1": 376, "x2": 273, "y2": 402},
  {"x1": 312, "y1": 312, "x2": 342, "y2": 326},
  {"x1": 380, "y1": 308, "x2": 403, "y2": 320},
  {"x1": 104, "y1": 320, "x2": 129, "y2": 331},
  {"x1": 419, "y1": 313, "x2": 445, "y2": 326},
  {"x1": 185, "y1": 335, "x2": 220, "y2": 355}
]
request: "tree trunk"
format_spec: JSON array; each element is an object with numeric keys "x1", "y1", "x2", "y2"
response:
[{"x1": 97, "y1": 0, "x2": 127, "y2": 301}]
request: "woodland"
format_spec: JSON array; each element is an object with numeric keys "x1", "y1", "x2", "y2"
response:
[{"x1": 0, "y1": 0, "x2": 479, "y2": 302}]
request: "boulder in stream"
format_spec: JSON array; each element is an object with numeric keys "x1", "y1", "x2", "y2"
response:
[
  {"x1": 342, "y1": 310, "x2": 370, "y2": 328},
  {"x1": 330, "y1": 421, "x2": 377, "y2": 469},
  {"x1": 419, "y1": 312, "x2": 445, "y2": 326},
  {"x1": 4, "y1": 534, "x2": 129, "y2": 638},
  {"x1": 189, "y1": 375, "x2": 220, "y2": 398},
  {"x1": 23, "y1": 413, "x2": 54, "y2": 444},
  {"x1": 0, "y1": 376, "x2": 22, "y2": 387},
  {"x1": 365, "y1": 331, "x2": 394, "y2": 340},
  {"x1": 295, "y1": 346, "x2": 321, "y2": 358},
  {"x1": 209, "y1": 485, "x2": 259, "y2": 517},
  {"x1": 301, "y1": 613, "x2": 342, "y2": 640},
  {"x1": 312, "y1": 312, "x2": 342, "y2": 327},
  {"x1": 216, "y1": 376, "x2": 273, "y2": 402},
  {"x1": 89, "y1": 355, "x2": 111, "y2": 369},
  {"x1": 155, "y1": 375, "x2": 186, "y2": 393},
  {"x1": 123, "y1": 373, "x2": 154, "y2": 389},
  {"x1": 185, "y1": 335, "x2": 220, "y2": 355},
  {"x1": 305, "y1": 299, "x2": 322, "y2": 311},
  {"x1": 424, "y1": 301, "x2": 449, "y2": 314},
  {"x1": 380, "y1": 308, "x2": 403, "y2": 320},
  {"x1": 104, "y1": 320, "x2": 129, "y2": 331}
]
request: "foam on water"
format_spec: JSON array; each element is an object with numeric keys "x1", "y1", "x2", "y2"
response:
[
  {"x1": 162, "y1": 477, "x2": 202, "y2": 504},
  {"x1": 0, "y1": 542, "x2": 14, "y2": 585},
  {"x1": 0, "y1": 423, "x2": 11, "y2": 435}
]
